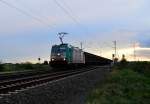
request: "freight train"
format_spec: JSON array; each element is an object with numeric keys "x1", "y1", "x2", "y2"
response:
[{"x1": 50, "y1": 43, "x2": 112, "y2": 67}]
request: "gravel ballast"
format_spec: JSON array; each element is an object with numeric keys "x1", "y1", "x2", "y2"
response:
[{"x1": 0, "y1": 66, "x2": 110, "y2": 104}]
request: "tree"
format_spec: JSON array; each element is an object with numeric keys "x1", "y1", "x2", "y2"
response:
[
  {"x1": 43, "y1": 60, "x2": 48, "y2": 65},
  {"x1": 0, "y1": 61, "x2": 4, "y2": 71},
  {"x1": 120, "y1": 54, "x2": 127, "y2": 63},
  {"x1": 38, "y1": 57, "x2": 41, "y2": 63}
]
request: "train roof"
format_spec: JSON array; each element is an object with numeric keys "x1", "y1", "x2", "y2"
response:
[
  {"x1": 84, "y1": 51, "x2": 112, "y2": 61},
  {"x1": 52, "y1": 43, "x2": 81, "y2": 49},
  {"x1": 52, "y1": 43, "x2": 68, "y2": 46}
]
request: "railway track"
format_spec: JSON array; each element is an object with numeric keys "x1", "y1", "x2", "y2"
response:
[
  {"x1": 0, "y1": 69, "x2": 53, "y2": 81},
  {"x1": 0, "y1": 66, "x2": 99, "y2": 95}
]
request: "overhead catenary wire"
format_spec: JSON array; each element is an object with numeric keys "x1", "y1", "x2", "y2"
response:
[
  {"x1": 53, "y1": 0, "x2": 80, "y2": 26},
  {"x1": 53, "y1": 0, "x2": 89, "y2": 35},
  {"x1": 1, "y1": 0, "x2": 90, "y2": 46},
  {"x1": 0, "y1": 0, "x2": 55, "y2": 30},
  {"x1": 60, "y1": 0, "x2": 90, "y2": 33},
  {"x1": 1, "y1": 0, "x2": 90, "y2": 36},
  {"x1": 58, "y1": 0, "x2": 81, "y2": 22},
  {"x1": 13, "y1": 0, "x2": 58, "y2": 29}
]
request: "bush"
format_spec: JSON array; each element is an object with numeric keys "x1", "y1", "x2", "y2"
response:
[
  {"x1": 19, "y1": 62, "x2": 34, "y2": 70},
  {"x1": 126, "y1": 62, "x2": 150, "y2": 76},
  {"x1": 0, "y1": 64, "x2": 4, "y2": 71},
  {"x1": 12, "y1": 62, "x2": 34, "y2": 71},
  {"x1": 114, "y1": 62, "x2": 150, "y2": 75},
  {"x1": 87, "y1": 68, "x2": 150, "y2": 104},
  {"x1": 43, "y1": 61, "x2": 49, "y2": 65}
]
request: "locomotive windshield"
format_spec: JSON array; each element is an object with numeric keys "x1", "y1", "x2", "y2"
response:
[{"x1": 51, "y1": 45, "x2": 66, "y2": 55}]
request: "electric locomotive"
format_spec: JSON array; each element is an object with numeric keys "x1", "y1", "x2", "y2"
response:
[{"x1": 50, "y1": 43, "x2": 85, "y2": 67}]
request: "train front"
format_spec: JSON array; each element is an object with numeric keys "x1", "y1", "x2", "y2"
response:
[{"x1": 50, "y1": 44, "x2": 68, "y2": 67}]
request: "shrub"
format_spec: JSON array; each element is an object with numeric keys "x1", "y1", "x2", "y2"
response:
[
  {"x1": 43, "y1": 61, "x2": 49, "y2": 65},
  {"x1": 87, "y1": 68, "x2": 150, "y2": 104},
  {"x1": 0, "y1": 64, "x2": 4, "y2": 71},
  {"x1": 17, "y1": 62, "x2": 34, "y2": 70}
]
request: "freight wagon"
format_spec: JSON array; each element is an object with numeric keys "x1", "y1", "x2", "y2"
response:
[
  {"x1": 84, "y1": 52, "x2": 112, "y2": 65},
  {"x1": 50, "y1": 43, "x2": 112, "y2": 67}
]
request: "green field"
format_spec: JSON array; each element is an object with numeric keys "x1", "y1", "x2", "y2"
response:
[
  {"x1": 87, "y1": 62, "x2": 150, "y2": 104},
  {"x1": 0, "y1": 62, "x2": 50, "y2": 73}
]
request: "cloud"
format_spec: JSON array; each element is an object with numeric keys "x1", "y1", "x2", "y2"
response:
[
  {"x1": 0, "y1": 0, "x2": 146, "y2": 35},
  {"x1": 136, "y1": 48, "x2": 150, "y2": 61},
  {"x1": 82, "y1": 30, "x2": 138, "y2": 48},
  {"x1": 140, "y1": 39, "x2": 150, "y2": 47},
  {"x1": 135, "y1": 31, "x2": 150, "y2": 47},
  {"x1": 0, "y1": 42, "x2": 51, "y2": 63},
  {"x1": 62, "y1": 0, "x2": 145, "y2": 21}
]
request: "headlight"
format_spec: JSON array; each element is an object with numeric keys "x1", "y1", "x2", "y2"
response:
[
  {"x1": 63, "y1": 58, "x2": 66, "y2": 61},
  {"x1": 51, "y1": 58, "x2": 55, "y2": 61}
]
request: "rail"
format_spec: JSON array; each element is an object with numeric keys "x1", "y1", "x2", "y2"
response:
[{"x1": 0, "y1": 66, "x2": 99, "y2": 94}]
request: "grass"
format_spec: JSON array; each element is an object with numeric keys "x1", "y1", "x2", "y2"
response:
[
  {"x1": 87, "y1": 62, "x2": 150, "y2": 104},
  {"x1": 0, "y1": 62, "x2": 50, "y2": 72}
]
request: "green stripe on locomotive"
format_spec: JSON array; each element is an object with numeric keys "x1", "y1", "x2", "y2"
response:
[
  {"x1": 59, "y1": 44, "x2": 73, "y2": 63},
  {"x1": 65, "y1": 44, "x2": 73, "y2": 63}
]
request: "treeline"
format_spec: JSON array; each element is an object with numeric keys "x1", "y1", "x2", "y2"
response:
[
  {"x1": 0, "y1": 62, "x2": 49, "y2": 72},
  {"x1": 115, "y1": 61, "x2": 150, "y2": 76}
]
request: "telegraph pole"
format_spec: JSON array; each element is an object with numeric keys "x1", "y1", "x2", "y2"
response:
[
  {"x1": 133, "y1": 43, "x2": 136, "y2": 61},
  {"x1": 80, "y1": 42, "x2": 83, "y2": 50},
  {"x1": 112, "y1": 40, "x2": 118, "y2": 64},
  {"x1": 99, "y1": 48, "x2": 102, "y2": 56},
  {"x1": 113, "y1": 40, "x2": 117, "y2": 58}
]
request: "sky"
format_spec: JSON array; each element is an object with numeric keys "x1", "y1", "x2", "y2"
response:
[{"x1": 0, "y1": 0, "x2": 150, "y2": 63}]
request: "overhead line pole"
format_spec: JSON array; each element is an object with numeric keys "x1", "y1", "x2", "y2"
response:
[
  {"x1": 133, "y1": 43, "x2": 136, "y2": 61},
  {"x1": 80, "y1": 42, "x2": 83, "y2": 50},
  {"x1": 113, "y1": 40, "x2": 117, "y2": 58}
]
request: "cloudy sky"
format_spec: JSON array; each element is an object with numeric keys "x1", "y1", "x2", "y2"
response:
[{"x1": 0, "y1": 0, "x2": 150, "y2": 63}]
